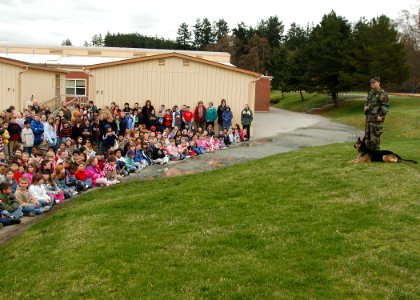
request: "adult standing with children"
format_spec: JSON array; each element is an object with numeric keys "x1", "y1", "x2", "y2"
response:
[
  {"x1": 141, "y1": 100, "x2": 155, "y2": 128},
  {"x1": 364, "y1": 77, "x2": 389, "y2": 151},
  {"x1": 205, "y1": 101, "x2": 217, "y2": 130},
  {"x1": 217, "y1": 99, "x2": 227, "y2": 131},
  {"x1": 194, "y1": 100, "x2": 206, "y2": 130},
  {"x1": 241, "y1": 103, "x2": 253, "y2": 140}
]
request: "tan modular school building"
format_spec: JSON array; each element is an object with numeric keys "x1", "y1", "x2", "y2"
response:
[{"x1": 0, "y1": 44, "x2": 271, "y2": 126}]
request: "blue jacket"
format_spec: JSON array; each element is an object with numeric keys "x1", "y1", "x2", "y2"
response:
[{"x1": 30, "y1": 120, "x2": 44, "y2": 145}]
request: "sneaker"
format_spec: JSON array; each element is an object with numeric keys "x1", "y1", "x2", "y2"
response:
[
  {"x1": 85, "y1": 185, "x2": 89, "y2": 189},
  {"x1": 55, "y1": 200, "x2": 60, "y2": 205},
  {"x1": 27, "y1": 211, "x2": 36, "y2": 217},
  {"x1": 20, "y1": 212, "x2": 24, "y2": 217},
  {"x1": 72, "y1": 191, "x2": 79, "y2": 196},
  {"x1": 42, "y1": 206, "x2": 50, "y2": 212}
]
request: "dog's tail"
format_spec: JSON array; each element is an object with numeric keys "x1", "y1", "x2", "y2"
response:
[{"x1": 398, "y1": 158, "x2": 418, "y2": 164}]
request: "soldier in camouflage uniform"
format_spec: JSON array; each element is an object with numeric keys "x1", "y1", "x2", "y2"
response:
[{"x1": 364, "y1": 77, "x2": 389, "y2": 150}]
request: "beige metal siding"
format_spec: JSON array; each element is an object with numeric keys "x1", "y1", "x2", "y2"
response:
[
  {"x1": 21, "y1": 70, "x2": 62, "y2": 105},
  {"x1": 0, "y1": 62, "x2": 19, "y2": 110},
  {"x1": 89, "y1": 57, "x2": 256, "y2": 127}
]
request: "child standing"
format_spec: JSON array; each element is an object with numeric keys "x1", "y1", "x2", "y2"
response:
[
  {"x1": 21, "y1": 120, "x2": 34, "y2": 154},
  {"x1": 222, "y1": 106, "x2": 233, "y2": 130}
]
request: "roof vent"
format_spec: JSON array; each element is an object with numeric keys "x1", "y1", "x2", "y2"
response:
[
  {"x1": 49, "y1": 49, "x2": 63, "y2": 54},
  {"x1": 158, "y1": 59, "x2": 165, "y2": 66},
  {"x1": 182, "y1": 59, "x2": 190, "y2": 66}
]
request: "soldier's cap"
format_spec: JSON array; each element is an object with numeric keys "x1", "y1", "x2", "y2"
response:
[{"x1": 370, "y1": 77, "x2": 380, "y2": 83}]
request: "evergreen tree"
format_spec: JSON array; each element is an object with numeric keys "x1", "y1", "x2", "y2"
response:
[
  {"x1": 269, "y1": 45, "x2": 290, "y2": 93},
  {"x1": 176, "y1": 22, "x2": 192, "y2": 49},
  {"x1": 193, "y1": 18, "x2": 203, "y2": 49},
  {"x1": 350, "y1": 15, "x2": 409, "y2": 89},
  {"x1": 306, "y1": 11, "x2": 353, "y2": 104},
  {"x1": 213, "y1": 19, "x2": 230, "y2": 42},
  {"x1": 193, "y1": 18, "x2": 214, "y2": 49},
  {"x1": 232, "y1": 22, "x2": 254, "y2": 44},
  {"x1": 257, "y1": 16, "x2": 284, "y2": 49},
  {"x1": 91, "y1": 34, "x2": 104, "y2": 47},
  {"x1": 61, "y1": 38, "x2": 72, "y2": 46},
  {"x1": 284, "y1": 22, "x2": 309, "y2": 51}
]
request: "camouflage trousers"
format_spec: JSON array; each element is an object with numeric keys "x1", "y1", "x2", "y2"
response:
[{"x1": 364, "y1": 121, "x2": 383, "y2": 151}]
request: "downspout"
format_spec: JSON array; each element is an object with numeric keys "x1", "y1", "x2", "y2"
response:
[
  {"x1": 247, "y1": 75, "x2": 263, "y2": 138},
  {"x1": 18, "y1": 65, "x2": 29, "y2": 111},
  {"x1": 83, "y1": 67, "x2": 94, "y2": 103}
]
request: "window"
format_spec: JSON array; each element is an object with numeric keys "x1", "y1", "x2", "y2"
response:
[{"x1": 66, "y1": 79, "x2": 86, "y2": 96}]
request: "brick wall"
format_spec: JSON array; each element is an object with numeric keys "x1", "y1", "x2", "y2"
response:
[{"x1": 254, "y1": 77, "x2": 271, "y2": 112}]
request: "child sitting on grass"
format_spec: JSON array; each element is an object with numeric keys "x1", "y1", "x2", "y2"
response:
[
  {"x1": 66, "y1": 163, "x2": 86, "y2": 192},
  {"x1": 85, "y1": 157, "x2": 114, "y2": 187},
  {"x1": 102, "y1": 155, "x2": 122, "y2": 184},
  {"x1": 42, "y1": 171, "x2": 65, "y2": 204},
  {"x1": 14, "y1": 176, "x2": 43, "y2": 216},
  {"x1": 54, "y1": 165, "x2": 78, "y2": 198},
  {"x1": 3, "y1": 168, "x2": 18, "y2": 193},
  {"x1": 75, "y1": 162, "x2": 93, "y2": 189},
  {"x1": 0, "y1": 182, "x2": 22, "y2": 221},
  {"x1": 28, "y1": 173, "x2": 53, "y2": 211}
]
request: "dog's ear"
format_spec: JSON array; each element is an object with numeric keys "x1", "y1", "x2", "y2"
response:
[
  {"x1": 361, "y1": 136, "x2": 366, "y2": 142},
  {"x1": 357, "y1": 137, "x2": 361, "y2": 142}
]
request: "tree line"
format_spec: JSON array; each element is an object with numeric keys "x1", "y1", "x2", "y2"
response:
[{"x1": 62, "y1": 8, "x2": 419, "y2": 99}]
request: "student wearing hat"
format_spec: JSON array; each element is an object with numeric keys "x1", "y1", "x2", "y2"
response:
[{"x1": 364, "y1": 77, "x2": 389, "y2": 150}]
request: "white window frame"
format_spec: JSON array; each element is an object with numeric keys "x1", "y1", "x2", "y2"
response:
[{"x1": 66, "y1": 79, "x2": 86, "y2": 96}]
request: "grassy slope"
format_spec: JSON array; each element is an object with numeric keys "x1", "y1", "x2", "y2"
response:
[{"x1": 0, "y1": 95, "x2": 419, "y2": 299}]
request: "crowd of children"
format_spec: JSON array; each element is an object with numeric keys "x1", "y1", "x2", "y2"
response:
[{"x1": 0, "y1": 99, "x2": 249, "y2": 229}]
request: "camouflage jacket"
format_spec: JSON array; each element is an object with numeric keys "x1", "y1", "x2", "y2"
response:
[
  {"x1": 365, "y1": 88, "x2": 389, "y2": 122},
  {"x1": 0, "y1": 191, "x2": 20, "y2": 212}
]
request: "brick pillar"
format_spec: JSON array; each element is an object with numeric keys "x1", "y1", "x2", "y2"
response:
[{"x1": 254, "y1": 77, "x2": 271, "y2": 112}]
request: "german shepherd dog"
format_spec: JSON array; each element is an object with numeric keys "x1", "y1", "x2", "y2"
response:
[{"x1": 352, "y1": 137, "x2": 417, "y2": 163}]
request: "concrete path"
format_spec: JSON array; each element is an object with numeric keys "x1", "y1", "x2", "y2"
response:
[{"x1": 0, "y1": 108, "x2": 362, "y2": 244}]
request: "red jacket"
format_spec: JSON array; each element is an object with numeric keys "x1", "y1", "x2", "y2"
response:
[
  {"x1": 75, "y1": 170, "x2": 86, "y2": 181},
  {"x1": 194, "y1": 106, "x2": 207, "y2": 123}
]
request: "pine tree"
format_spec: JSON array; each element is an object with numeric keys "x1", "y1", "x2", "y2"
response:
[
  {"x1": 306, "y1": 11, "x2": 353, "y2": 104},
  {"x1": 213, "y1": 19, "x2": 230, "y2": 42},
  {"x1": 176, "y1": 23, "x2": 192, "y2": 49},
  {"x1": 61, "y1": 39, "x2": 72, "y2": 46},
  {"x1": 257, "y1": 16, "x2": 284, "y2": 49},
  {"x1": 350, "y1": 15, "x2": 409, "y2": 89}
]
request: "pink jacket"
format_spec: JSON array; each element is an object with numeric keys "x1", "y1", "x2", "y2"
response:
[
  {"x1": 85, "y1": 165, "x2": 105, "y2": 186},
  {"x1": 166, "y1": 144, "x2": 179, "y2": 157}
]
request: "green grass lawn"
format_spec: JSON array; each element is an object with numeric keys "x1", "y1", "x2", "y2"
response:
[{"x1": 0, "y1": 95, "x2": 419, "y2": 299}]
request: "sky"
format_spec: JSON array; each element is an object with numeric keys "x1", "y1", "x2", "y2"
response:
[{"x1": 0, "y1": 0, "x2": 418, "y2": 46}]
